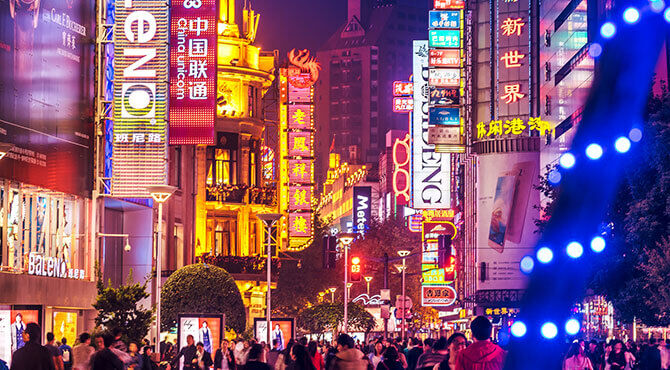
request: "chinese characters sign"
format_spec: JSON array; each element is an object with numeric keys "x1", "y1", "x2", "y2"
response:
[
  {"x1": 169, "y1": 0, "x2": 217, "y2": 144},
  {"x1": 392, "y1": 97, "x2": 413, "y2": 113},
  {"x1": 429, "y1": 49, "x2": 460, "y2": 68},
  {"x1": 392, "y1": 134, "x2": 410, "y2": 206},
  {"x1": 430, "y1": 87, "x2": 460, "y2": 105},
  {"x1": 112, "y1": 0, "x2": 169, "y2": 197},
  {"x1": 392, "y1": 81, "x2": 413, "y2": 96},
  {"x1": 434, "y1": 0, "x2": 464, "y2": 9},
  {"x1": 429, "y1": 108, "x2": 460, "y2": 125},
  {"x1": 429, "y1": 68, "x2": 460, "y2": 87},
  {"x1": 429, "y1": 30, "x2": 461, "y2": 48},
  {"x1": 476, "y1": 117, "x2": 554, "y2": 139},
  {"x1": 495, "y1": 0, "x2": 530, "y2": 118},
  {"x1": 429, "y1": 11, "x2": 460, "y2": 29},
  {"x1": 420, "y1": 209, "x2": 457, "y2": 306}
]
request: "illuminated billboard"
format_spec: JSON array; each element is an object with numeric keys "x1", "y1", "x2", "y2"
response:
[
  {"x1": 429, "y1": 11, "x2": 461, "y2": 29},
  {"x1": 434, "y1": 0, "x2": 465, "y2": 9},
  {"x1": 169, "y1": 0, "x2": 217, "y2": 144},
  {"x1": 112, "y1": 0, "x2": 169, "y2": 197},
  {"x1": 421, "y1": 210, "x2": 457, "y2": 307},
  {"x1": 429, "y1": 30, "x2": 460, "y2": 48},
  {"x1": 0, "y1": 0, "x2": 94, "y2": 196},
  {"x1": 353, "y1": 186, "x2": 372, "y2": 234},
  {"x1": 429, "y1": 49, "x2": 460, "y2": 68},
  {"x1": 392, "y1": 134, "x2": 411, "y2": 206},
  {"x1": 430, "y1": 87, "x2": 460, "y2": 105},
  {"x1": 429, "y1": 108, "x2": 460, "y2": 126},
  {"x1": 429, "y1": 68, "x2": 460, "y2": 87},
  {"x1": 412, "y1": 40, "x2": 451, "y2": 209},
  {"x1": 392, "y1": 97, "x2": 414, "y2": 113},
  {"x1": 393, "y1": 81, "x2": 413, "y2": 96}
]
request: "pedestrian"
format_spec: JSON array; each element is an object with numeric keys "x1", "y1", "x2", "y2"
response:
[
  {"x1": 454, "y1": 316, "x2": 505, "y2": 370},
  {"x1": 660, "y1": 339, "x2": 670, "y2": 370},
  {"x1": 172, "y1": 335, "x2": 198, "y2": 370},
  {"x1": 72, "y1": 333, "x2": 95, "y2": 370},
  {"x1": 368, "y1": 342, "x2": 384, "y2": 369},
  {"x1": 60, "y1": 338, "x2": 73, "y2": 370},
  {"x1": 276, "y1": 340, "x2": 295, "y2": 370},
  {"x1": 46, "y1": 332, "x2": 65, "y2": 370},
  {"x1": 140, "y1": 347, "x2": 158, "y2": 370},
  {"x1": 90, "y1": 334, "x2": 124, "y2": 370},
  {"x1": 416, "y1": 337, "x2": 449, "y2": 370},
  {"x1": 328, "y1": 334, "x2": 367, "y2": 370},
  {"x1": 586, "y1": 340, "x2": 604, "y2": 370},
  {"x1": 435, "y1": 333, "x2": 467, "y2": 370},
  {"x1": 407, "y1": 338, "x2": 424, "y2": 370},
  {"x1": 563, "y1": 342, "x2": 593, "y2": 370},
  {"x1": 234, "y1": 340, "x2": 249, "y2": 367},
  {"x1": 324, "y1": 344, "x2": 338, "y2": 370},
  {"x1": 377, "y1": 346, "x2": 403, "y2": 370},
  {"x1": 267, "y1": 340, "x2": 281, "y2": 368},
  {"x1": 195, "y1": 342, "x2": 213, "y2": 370},
  {"x1": 127, "y1": 343, "x2": 142, "y2": 370},
  {"x1": 639, "y1": 338, "x2": 662, "y2": 370},
  {"x1": 110, "y1": 329, "x2": 127, "y2": 353},
  {"x1": 215, "y1": 339, "x2": 237, "y2": 370},
  {"x1": 608, "y1": 340, "x2": 634, "y2": 370},
  {"x1": 246, "y1": 344, "x2": 273, "y2": 370},
  {"x1": 309, "y1": 341, "x2": 325, "y2": 370},
  {"x1": 289, "y1": 344, "x2": 316, "y2": 370},
  {"x1": 10, "y1": 323, "x2": 55, "y2": 370}
]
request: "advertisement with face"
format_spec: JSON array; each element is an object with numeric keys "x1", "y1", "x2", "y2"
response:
[
  {"x1": 253, "y1": 318, "x2": 294, "y2": 351},
  {"x1": 0, "y1": 306, "x2": 41, "y2": 366},
  {"x1": 178, "y1": 314, "x2": 223, "y2": 364},
  {"x1": 477, "y1": 152, "x2": 540, "y2": 290},
  {"x1": 0, "y1": 0, "x2": 94, "y2": 196}
]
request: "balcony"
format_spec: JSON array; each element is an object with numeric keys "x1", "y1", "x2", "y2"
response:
[
  {"x1": 196, "y1": 255, "x2": 280, "y2": 280},
  {"x1": 205, "y1": 184, "x2": 276, "y2": 206}
]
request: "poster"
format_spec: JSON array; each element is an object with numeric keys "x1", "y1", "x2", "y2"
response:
[
  {"x1": 53, "y1": 311, "x2": 77, "y2": 347},
  {"x1": 477, "y1": 153, "x2": 540, "y2": 290},
  {"x1": 178, "y1": 314, "x2": 223, "y2": 364},
  {"x1": 0, "y1": 306, "x2": 41, "y2": 366},
  {"x1": 253, "y1": 318, "x2": 294, "y2": 350}
]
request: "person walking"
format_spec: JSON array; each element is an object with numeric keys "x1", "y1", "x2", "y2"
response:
[
  {"x1": 110, "y1": 329, "x2": 127, "y2": 353},
  {"x1": 10, "y1": 323, "x2": 55, "y2": 370},
  {"x1": 46, "y1": 332, "x2": 65, "y2": 370},
  {"x1": 215, "y1": 339, "x2": 237, "y2": 370},
  {"x1": 246, "y1": 344, "x2": 273, "y2": 370},
  {"x1": 407, "y1": 338, "x2": 424, "y2": 370},
  {"x1": 59, "y1": 338, "x2": 73, "y2": 370},
  {"x1": 563, "y1": 342, "x2": 593, "y2": 370},
  {"x1": 454, "y1": 316, "x2": 505, "y2": 370},
  {"x1": 289, "y1": 344, "x2": 316, "y2": 370},
  {"x1": 127, "y1": 343, "x2": 142, "y2": 370},
  {"x1": 376, "y1": 346, "x2": 403, "y2": 370},
  {"x1": 172, "y1": 335, "x2": 198, "y2": 370},
  {"x1": 328, "y1": 334, "x2": 367, "y2": 370},
  {"x1": 416, "y1": 337, "x2": 449, "y2": 370},
  {"x1": 309, "y1": 341, "x2": 325, "y2": 370},
  {"x1": 195, "y1": 342, "x2": 213, "y2": 370},
  {"x1": 267, "y1": 340, "x2": 281, "y2": 369},
  {"x1": 608, "y1": 340, "x2": 635, "y2": 370},
  {"x1": 72, "y1": 333, "x2": 95, "y2": 370},
  {"x1": 434, "y1": 333, "x2": 467, "y2": 370},
  {"x1": 140, "y1": 347, "x2": 158, "y2": 370},
  {"x1": 90, "y1": 334, "x2": 123, "y2": 370},
  {"x1": 639, "y1": 338, "x2": 662, "y2": 370},
  {"x1": 368, "y1": 342, "x2": 384, "y2": 369}
]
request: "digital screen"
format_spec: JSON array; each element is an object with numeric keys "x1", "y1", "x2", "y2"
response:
[
  {"x1": 0, "y1": 0, "x2": 94, "y2": 196},
  {"x1": 169, "y1": 0, "x2": 217, "y2": 144}
]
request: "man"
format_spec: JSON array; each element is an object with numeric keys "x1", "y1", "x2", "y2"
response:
[
  {"x1": 110, "y1": 328, "x2": 127, "y2": 353},
  {"x1": 141, "y1": 346, "x2": 158, "y2": 370},
  {"x1": 59, "y1": 338, "x2": 72, "y2": 370},
  {"x1": 328, "y1": 334, "x2": 367, "y2": 370},
  {"x1": 195, "y1": 342, "x2": 213, "y2": 370},
  {"x1": 406, "y1": 338, "x2": 424, "y2": 370},
  {"x1": 243, "y1": 344, "x2": 271, "y2": 370},
  {"x1": 46, "y1": 332, "x2": 65, "y2": 370},
  {"x1": 215, "y1": 339, "x2": 237, "y2": 370},
  {"x1": 90, "y1": 335, "x2": 123, "y2": 370},
  {"x1": 265, "y1": 339, "x2": 280, "y2": 368},
  {"x1": 416, "y1": 337, "x2": 448, "y2": 370},
  {"x1": 455, "y1": 316, "x2": 505, "y2": 370},
  {"x1": 72, "y1": 333, "x2": 95, "y2": 370},
  {"x1": 639, "y1": 338, "x2": 662, "y2": 370},
  {"x1": 172, "y1": 334, "x2": 198, "y2": 370},
  {"x1": 199, "y1": 321, "x2": 213, "y2": 354},
  {"x1": 586, "y1": 340, "x2": 603, "y2": 370},
  {"x1": 10, "y1": 323, "x2": 55, "y2": 370},
  {"x1": 10, "y1": 313, "x2": 25, "y2": 353}
]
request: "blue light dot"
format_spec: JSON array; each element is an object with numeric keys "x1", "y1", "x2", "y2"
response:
[
  {"x1": 591, "y1": 236, "x2": 606, "y2": 253},
  {"x1": 559, "y1": 153, "x2": 576, "y2": 169},
  {"x1": 615, "y1": 137, "x2": 631, "y2": 153},
  {"x1": 600, "y1": 22, "x2": 616, "y2": 38},
  {"x1": 548, "y1": 170, "x2": 562, "y2": 184},
  {"x1": 586, "y1": 143, "x2": 603, "y2": 160},
  {"x1": 541, "y1": 322, "x2": 558, "y2": 339},
  {"x1": 665, "y1": 7, "x2": 670, "y2": 22},
  {"x1": 650, "y1": 0, "x2": 665, "y2": 13},
  {"x1": 629, "y1": 128, "x2": 643, "y2": 142},
  {"x1": 537, "y1": 247, "x2": 554, "y2": 264},
  {"x1": 623, "y1": 7, "x2": 640, "y2": 24},
  {"x1": 588, "y1": 43, "x2": 603, "y2": 58},
  {"x1": 565, "y1": 319, "x2": 581, "y2": 335},
  {"x1": 567, "y1": 242, "x2": 584, "y2": 258},
  {"x1": 511, "y1": 321, "x2": 527, "y2": 337},
  {"x1": 520, "y1": 256, "x2": 535, "y2": 274}
]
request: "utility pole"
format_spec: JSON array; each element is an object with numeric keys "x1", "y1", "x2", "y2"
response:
[{"x1": 384, "y1": 252, "x2": 389, "y2": 339}]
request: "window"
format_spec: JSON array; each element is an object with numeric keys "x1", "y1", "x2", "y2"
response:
[
  {"x1": 249, "y1": 152, "x2": 257, "y2": 186},
  {"x1": 206, "y1": 147, "x2": 237, "y2": 185},
  {"x1": 248, "y1": 86, "x2": 257, "y2": 117},
  {"x1": 211, "y1": 218, "x2": 237, "y2": 256}
]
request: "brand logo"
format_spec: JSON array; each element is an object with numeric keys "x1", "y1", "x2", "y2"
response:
[{"x1": 28, "y1": 253, "x2": 85, "y2": 280}]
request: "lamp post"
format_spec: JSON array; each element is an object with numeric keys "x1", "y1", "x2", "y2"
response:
[
  {"x1": 329, "y1": 287, "x2": 337, "y2": 302},
  {"x1": 257, "y1": 213, "x2": 282, "y2": 346},
  {"x1": 397, "y1": 250, "x2": 410, "y2": 341},
  {"x1": 347, "y1": 282, "x2": 353, "y2": 298},
  {"x1": 364, "y1": 276, "x2": 372, "y2": 296},
  {"x1": 147, "y1": 185, "x2": 177, "y2": 354},
  {"x1": 338, "y1": 233, "x2": 356, "y2": 333}
]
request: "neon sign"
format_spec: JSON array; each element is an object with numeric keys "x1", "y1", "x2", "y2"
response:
[
  {"x1": 429, "y1": 29, "x2": 460, "y2": 48},
  {"x1": 434, "y1": 0, "x2": 465, "y2": 10},
  {"x1": 393, "y1": 81, "x2": 413, "y2": 96},
  {"x1": 476, "y1": 117, "x2": 554, "y2": 139},
  {"x1": 429, "y1": 49, "x2": 460, "y2": 68},
  {"x1": 392, "y1": 97, "x2": 413, "y2": 112},
  {"x1": 287, "y1": 49, "x2": 321, "y2": 87},
  {"x1": 392, "y1": 134, "x2": 410, "y2": 205}
]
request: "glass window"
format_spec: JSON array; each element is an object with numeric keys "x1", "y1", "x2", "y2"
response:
[
  {"x1": 213, "y1": 218, "x2": 237, "y2": 256},
  {"x1": 206, "y1": 148, "x2": 237, "y2": 185},
  {"x1": 250, "y1": 152, "x2": 257, "y2": 186}
]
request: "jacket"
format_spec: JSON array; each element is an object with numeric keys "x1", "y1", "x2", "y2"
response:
[
  {"x1": 10, "y1": 342, "x2": 56, "y2": 370},
  {"x1": 454, "y1": 341, "x2": 505, "y2": 370},
  {"x1": 90, "y1": 349, "x2": 124, "y2": 370},
  {"x1": 328, "y1": 348, "x2": 367, "y2": 370},
  {"x1": 72, "y1": 344, "x2": 95, "y2": 370},
  {"x1": 214, "y1": 348, "x2": 237, "y2": 370}
]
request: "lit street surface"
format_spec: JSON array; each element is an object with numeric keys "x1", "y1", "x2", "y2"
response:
[{"x1": 1, "y1": 0, "x2": 670, "y2": 369}]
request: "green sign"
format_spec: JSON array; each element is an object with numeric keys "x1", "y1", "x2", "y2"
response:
[{"x1": 429, "y1": 30, "x2": 460, "y2": 48}]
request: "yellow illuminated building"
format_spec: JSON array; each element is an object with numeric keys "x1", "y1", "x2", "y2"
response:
[
  {"x1": 317, "y1": 153, "x2": 372, "y2": 227},
  {"x1": 193, "y1": 0, "x2": 277, "y2": 326}
]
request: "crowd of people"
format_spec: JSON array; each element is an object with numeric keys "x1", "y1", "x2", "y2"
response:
[{"x1": 562, "y1": 337, "x2": 670, "y2": 370}]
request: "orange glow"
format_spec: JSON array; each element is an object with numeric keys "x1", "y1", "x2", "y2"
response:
[
  {"x1": 500, "y1": 50, "x2": 525, "y2": 68},
  {"x1": 501, "y1": 17, "x2": 525, "y2": 36},
  {"x1": 351, "y1": 257, "x2": 360, "y2": 265}
]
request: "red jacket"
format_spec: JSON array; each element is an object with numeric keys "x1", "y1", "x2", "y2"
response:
[{"x1": 454, "y1": 341, "x2": 506, "y2": 370}]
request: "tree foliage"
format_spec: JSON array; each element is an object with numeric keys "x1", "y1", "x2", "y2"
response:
[
  {"x1": 297, "y1": 302, "x2": 376, "y2": 335},
  {"x1": 92, "y1": 264, "x2": 154, "y2": 345},
  {"x1": 161, "y1": 264, "x2": 246, "y2": 333}
]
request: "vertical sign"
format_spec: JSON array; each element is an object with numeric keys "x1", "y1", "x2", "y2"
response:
[
  {"x1": 392, "y1": 134, "x2": 411, "y2": 206},
  {"x1": 353, "y1": 186, "x2": 372, "y2": 234},
  {"x1": 169, "y1": 0, "x2": 217, "y2": 144},
  {"x1": 412, "y1": 41, "x2": 451, "y2": 209},
  {"x1": 496, "y1": 0, "x2": 530, "y2": 119},
  {"x1": 421, "y1": 210, "x2": 458, "y2": 307},
  {"x1": 113, "y1": 0, "x2": 169, "y2": 197}
]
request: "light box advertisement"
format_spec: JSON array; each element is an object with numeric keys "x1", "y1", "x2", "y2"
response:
[
  {"x1": 429, "y1": 11, "x2": 461, "y2": 29},
  {"x1": 429, "y1": 49, "x2": 461, "y2": 68},
  {"x1": 254, "y1": 318, "x2": 295, "y2": 350},
  {"x1": 434, "y1": 0, "x2": 465, "y2": 9},
  {"x1": 429, "y1": 69, "x2": 460, "y2": 87},
  {"x1": 429, "y1": 30, "x2": 460, "y2": 48},
  {"x1": 178, "y1": 314, "x2": 223, "y2": 360},
  {"x1": 430, "y1": 87, "x2": 460, "y2": 106},
  {"x1": 429, "y1": 107, "x2": 460, "y2": 126}
]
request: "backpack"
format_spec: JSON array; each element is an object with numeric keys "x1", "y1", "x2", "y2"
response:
[{"x1": 62, "y1": 348, "x2": 71, "y2": 362}]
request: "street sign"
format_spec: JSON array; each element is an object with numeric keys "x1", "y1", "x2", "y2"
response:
[{"x1": 422, "y1": 285, "x2": 457, "y2": 306}]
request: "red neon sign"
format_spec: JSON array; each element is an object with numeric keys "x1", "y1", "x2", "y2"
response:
[
  {"x1": 429, "y1": 49, "x2": 460, "y2": 68},
  {"x1": 434, "y1": 0, "x2": 465, "y2": 9},
  {"x1": 392, "y1": 134, "x2": 411, "y2": 205},
  {"x1": 393, "y1": 81, "x2": 413, "y2": 96},
  {"x1": 393, "y1": 97, "x2": 413, "y2": 113}
]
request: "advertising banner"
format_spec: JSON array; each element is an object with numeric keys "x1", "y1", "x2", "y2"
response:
[
  {"x1": 392, "y1": 134, "x2": 411, "y2": 206},
  {"x1": 429, "y1": 108, "x2": 460, "y2": 126},
  {"x1": 412, "y1": 41, "x2": 451, "y2": 209},
  {"x1": 287, "y1": 132, "x2": 312, "y2": 157},
  {"x1": 288, "y1": 105, "x2": 312, "y2": 129},
  {"x1": 169, "y1": 0, "x2": 217, "y2": 144},
  {"x1": 254, "y1": 318, "x2": 294, "y2": 350},
  {"x1": 429, "y1": 49, "x2": 461, "y2": 68},
  {"x1": 287, "y1": 159, "x2": 312, "y2": 183},
  {"x1": 0, "y1": 0, "x2": 94, "y2": 196},
  {"x1": 434, "y1": 0, "x2": 465, "y2": 9},
  {"x1": 476, "y1": 153, "x2": 540, "y2": 290},
  {"x1": 178, "y1": 314, "x2": 223, "y2": 362},
  {"x1": 429, "y1": 69, "x2": 460, "y2": 87},
  {"x1": 353, "y1": 186, "x2": 372, "y2": 234},
  {"x1": 421, "y1": 286, "x2": 457, "y2": 306},
  {"x1": 429, "y1": 11, "x2": 461, "y2": 29},
  {"x1": 288, "y1": 186, "x2": 312, "y2": 210},
  {"x1": 430, "y1": 87, "x2": 460, "y2": 106},
  {"x1": 392, "y1": 97, "x2": 413, "y2": 113},
  {"x1": 392, "y1": 81, "x2": 413, "y2": 96},
  {"x1": 429, "y1": 30, "x2": 460, "y2": 48},
  {"x1": 289, "y1": 213, "x2": 312, "y2": 237},
  {"x1": 0, "y1": 306, "x2": 41, "y2": 366},
  {"x1": 428, "y1": 126, "x2": 462, "y2": 145}
]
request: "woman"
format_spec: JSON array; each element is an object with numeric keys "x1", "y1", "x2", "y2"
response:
[
  {"x1": 308, "y1": 341, "x2": 324, "y2": 370},
  {"x1": 376, "y1": 346, "x2": 403, "y2": 370},
  {"x1": 435, "y1": 333, "x2": 468, "y2": 370},
  {"x1": 608, "y1": 340, "x2": 634, "y2": 370},
  {"x1": 127, "y1": 342, "x2": 142, "y2": 370},
  {"x1": 368, "y1": 342, "x2": 384, "y2": 369},
  {"x1": 563, "y1": 342, "x2": 593, "y2": 370},
  {"x1": 289, "y1": 344, "x2": 316, "y2": 370},
  {"x1": 276, "y1": 340, "x2": 295, "y2": 370},
  {"x1": 215, "y1": 339, "x2": 237, "y2": 370}
]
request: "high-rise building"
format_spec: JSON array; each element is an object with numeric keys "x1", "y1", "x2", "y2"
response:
[{"x1": 314, "y1": 0, "x2": 430, "y2": 187}]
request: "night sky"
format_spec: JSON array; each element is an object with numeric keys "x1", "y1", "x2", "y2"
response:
[{"x1": 251, "y1": 0, "x2": 348, "y2": 56}]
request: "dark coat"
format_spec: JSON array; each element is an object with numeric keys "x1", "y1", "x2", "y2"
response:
[
  {"x1": 91, "y1": 349, "x2": 124, "y2": 370},
  {"x1": 214, "y1": 348, "x2": 237, "y2": 370},
  {"x1": 172, "y1": 345, "x2": 198, "y2": 370},
  {"x1": 10, "y1": 342, "x2": 56, "y2": 370}
]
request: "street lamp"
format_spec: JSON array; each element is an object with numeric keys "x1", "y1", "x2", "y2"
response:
[
  {"x1": 347, "y1": 282, "x2": 353, "y2": 298},
  {"x1": 147, "y1": 185, "x2": 177, "y2": 353},
  {"x1": 338, "y1": 232, "x2": 356, "y2": 333},
  {"x1": 329, "y1": 287, "x2": 337, "y2": 302},
  {"x1": 257, "y1": 213, "x2": 282, "y2": 346},
  {"x1": 397, "y1": 249, "x2": 410, "y2": 341},
  {"x1": 364, "y1": 276, "x2": 373, "y2": 295}
]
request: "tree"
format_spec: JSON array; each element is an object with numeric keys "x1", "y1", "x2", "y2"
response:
[
  {"x1": 161, "y1": 264, "x2": 246, "y2": 333},
  {"x1": 92, "y1": 265, "x2": 154, "y2": 344},
  {"x1": 297, "y1": 302, "x2": 376, "y2": 335}
]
